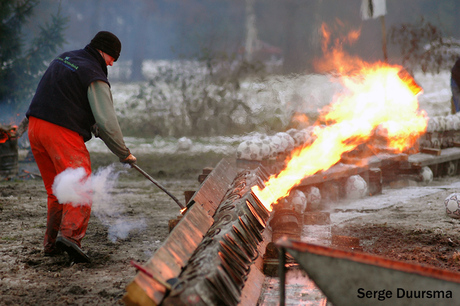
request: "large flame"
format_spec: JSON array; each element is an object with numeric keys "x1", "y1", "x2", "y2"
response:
[{"x1": 252, "y1": 23, "x2": 428, "y2": 211}]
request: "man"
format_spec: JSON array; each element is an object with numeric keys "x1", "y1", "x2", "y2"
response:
[
  {"x1": 451, "y1": 58, "x2": 460, "y2": 114},
  {"x1": 25, "y1": 31, "x2": 136, "y2": 263}
]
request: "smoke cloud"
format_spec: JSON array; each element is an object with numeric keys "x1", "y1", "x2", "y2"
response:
[
  {"x1": 52, "y1": 165, "x2": 146, "y2": 242},
  {"x1": 53, "y1": 167, "x2": 92, "y2": 205}
]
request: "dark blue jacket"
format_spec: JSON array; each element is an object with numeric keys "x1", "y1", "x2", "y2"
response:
[{"x1": 27, "y1": 45, "x2": 109, "y2": 141}]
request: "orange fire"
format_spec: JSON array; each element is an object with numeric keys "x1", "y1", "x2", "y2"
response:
[{"x1": 252, "y1": 23, "x2": 428, "y2": 211}]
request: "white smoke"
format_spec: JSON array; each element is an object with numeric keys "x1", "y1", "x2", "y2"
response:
[
  {"x1": 108, "y1": 219, "x2": 147, "y2": 242},
  {"x1": 52, "y1": 165, "x2": 146, "y2": 242},
  {"x1": 52, "y1": 167, "x2": 92, "y2": 206}
]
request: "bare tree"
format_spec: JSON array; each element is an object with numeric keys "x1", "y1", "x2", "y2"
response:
[
  {"x1": 390, "y1": 17, "x2": 460, "y2": 74},
  {"x1": 244, "y1": 0, "x2": 258, "y2": 62}
]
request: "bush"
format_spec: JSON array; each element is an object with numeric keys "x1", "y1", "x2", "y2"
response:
[
  {"x1": 390, "y1": 17, "x2": 460, "y2": 74},
  {"x1": 117, "y1": 56, "x2": 292, "y2": 138},
  {"x1": 0, "y1": 1, "x2": 67, "y2": 121}
]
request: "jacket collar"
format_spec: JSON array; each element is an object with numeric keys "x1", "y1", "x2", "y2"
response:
[{"x1": 84, "y1": 44, "x2": 108, "y2": 76}]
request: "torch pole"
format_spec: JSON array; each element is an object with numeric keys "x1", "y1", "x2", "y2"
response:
[{"x1": 131, "y1": 163, "x2": 185, "y2": 210}]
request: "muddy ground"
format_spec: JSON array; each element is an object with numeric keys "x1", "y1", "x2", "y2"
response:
[
  {"x1": 331, "y1": 175, "x2": 460, "y2": 273},
  {"x1": 0, "y1": 151, "x2": 224, "y2": 305},
  {"x1": 3, "y1": 151, "x2": 460, "y2": 305}
]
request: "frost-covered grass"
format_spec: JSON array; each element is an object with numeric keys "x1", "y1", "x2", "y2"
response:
[
  {"x1": 110, "y1": 60, "x2": 293, "y2": 138},
  {"x1": 87, "y1": 135, "x2": 242, "y2": 155}
]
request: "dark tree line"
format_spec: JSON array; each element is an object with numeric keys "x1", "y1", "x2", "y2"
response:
[
  {"x1": 14, "y1": 0, "x2": 460, "y2": 78},
  {"x1": 3, "y1": 0, "x2": 460, "y2": 125},
  {"x1": 0, "y1": 0, "x2": 66, "y2": 123}
]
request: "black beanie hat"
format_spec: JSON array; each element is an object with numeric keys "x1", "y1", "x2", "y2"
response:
[{"x1": 89, "y1": 31, "x2": 121, "y2": 61}]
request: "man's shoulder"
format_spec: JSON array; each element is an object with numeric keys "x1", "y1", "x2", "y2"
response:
[
  {"x1": 57, "y1": 48, "x2": 100, "y2": 63},
  {"x1": 56, "y1": 48, "x2": 86, "y2": 59},
  {"x1": 53, "y1": 49, "x2": 101, "y2": 72}
]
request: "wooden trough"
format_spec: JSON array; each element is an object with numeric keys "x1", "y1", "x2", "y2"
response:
[{"x1": 122, "y1": 144, "x2": 460, "y2": 305}]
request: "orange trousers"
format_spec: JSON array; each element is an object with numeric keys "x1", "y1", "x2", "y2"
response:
[{"x1": 28, "y1": 117, "x2": 92, "y2": 251}]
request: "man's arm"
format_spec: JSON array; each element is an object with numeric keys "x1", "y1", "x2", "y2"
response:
[{"x1": 87, "y1": 81, "x2": 136, "y2": 163}]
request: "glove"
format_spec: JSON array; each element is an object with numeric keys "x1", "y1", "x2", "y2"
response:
[
  {"x1": 120, "y1": 153, "x2": 137, "y2": 164},
  {"x1": 91, "y1": 123, "x2": 100, "y2": 137}
]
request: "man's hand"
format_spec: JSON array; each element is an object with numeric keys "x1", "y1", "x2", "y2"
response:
[
  {"x1": 91, "y1": 123, "x2": 100, "y2": 137},
  {"x1": 120, "y1": 153, "x2": 137, "y2": 164}
]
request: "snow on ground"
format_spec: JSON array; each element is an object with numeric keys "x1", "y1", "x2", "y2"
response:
[
  {"x1": 416, "y1": 70, "x2": 452, "y2": 117},
  {"x1": 85, "y1": 135, "x2": 241, "y2": 155}
]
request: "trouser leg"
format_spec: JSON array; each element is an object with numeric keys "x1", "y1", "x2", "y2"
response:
[
  {"x1": 45, "y1": 196, "x2": 63, "y2": 251},
  {"x1": 28, "y1": 117, "x2": 92, "y2": 249},
  {"x1": 60, "y1": 203, "x2": 91, "y2": 247}
]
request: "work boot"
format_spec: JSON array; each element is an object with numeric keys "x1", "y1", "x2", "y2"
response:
[
  {"x1": 56, "y1": 236, "x2": 91, "y2": 263},
  {"x1": 44, "y1": 247, "x2": 63, "y2": 257}
]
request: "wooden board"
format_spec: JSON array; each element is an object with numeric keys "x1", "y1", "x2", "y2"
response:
[
  {"x1": 187, "y1": 158, "x2": 237, "y2": 216},
  {"x1": 409, "y1": 147, "x2": 460, "y2": 167},
  {"x1": 238, "y1": 227, "x2": 272, "y2": 306},
  {"x1": 123, "y1": 158, "x2": 237, "y2": 306}
]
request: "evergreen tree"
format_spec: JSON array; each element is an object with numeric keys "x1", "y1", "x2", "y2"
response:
[{"x1": 0, "y1": 0, "x2": 67, "y2": 121}]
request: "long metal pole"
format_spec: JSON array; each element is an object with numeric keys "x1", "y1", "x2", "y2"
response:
[
  {"x1": 279, "y1": 247, "x2": 286, "y2": 306},
  {"x1": 131, "y1": 164, "x2": 185, "y2": 210}
]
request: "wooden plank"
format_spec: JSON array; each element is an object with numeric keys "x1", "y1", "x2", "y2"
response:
[
  {"x1": 408, "y1": 152, "x2": 436, "y2": 166},
  {"x1": 313, "y1": 147, "x2": 460, "y2": 175},
  {"x1": 124, "y1": 158, "x2": 238, "y2": 305},
  {"x1": 238, "y1": 266, "x2": 266, "y2": 306},
  {"x1": 238, "y1": 227, "x2": 272, "y2": 306},
  {"x1": 188, "y1": 158, "x2": 237, "y2": 216},
  {"x1": 123, "y1": 197, "x2": 214, "y2": 305},
  {"x1": 409, "y1": 147, "x2": 460, "y2": 167},
  {"x1": 297, "y1": 163, "x2": 364, "y2": 187},
  {"x1": 296, "y1": 152, "x2": 409, "y2": 187},
  {"x1": 420, "y1": 147, "x2": 442, "y2": 155},
  {"x1": 123, "y1": 281, "x2": 158, "y2": 306}
]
